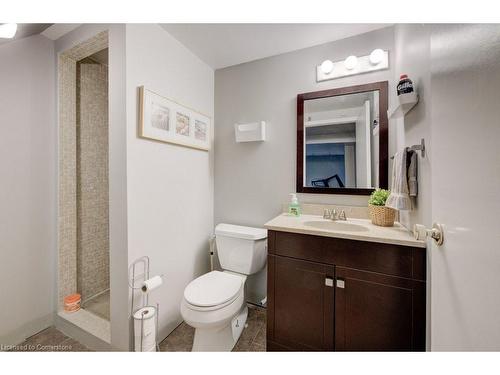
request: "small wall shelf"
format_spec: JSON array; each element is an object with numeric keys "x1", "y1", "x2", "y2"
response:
[{"x1": 388, "y1": 92, "x2": 419, "y2": 119}]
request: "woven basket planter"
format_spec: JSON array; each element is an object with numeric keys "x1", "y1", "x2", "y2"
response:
[{"x1": 368, "y1": 204, "x2": 396, "y2": 227}]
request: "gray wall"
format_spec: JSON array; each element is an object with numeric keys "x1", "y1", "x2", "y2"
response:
[
  {"x1": 214, "y1": 27, "x2": 395, "y2": 303},
  {"x1": 125, "y1": 24, "x2": 214, "y2": 344},
  {"x1": 392, "y1": 23, "x2": 432, "y2": 349},
  {"x1": 0, "y1": 35, "x2": 56, "y2": 346},
  {"x1": 393, "y1": 24, "x2": 432, "y2": 230}
]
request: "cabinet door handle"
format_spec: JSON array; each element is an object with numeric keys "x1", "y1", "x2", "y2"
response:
[
  {"x1": 336, "y1": 278, "x2": 345, "y2": 289},
  {"x1": 325, "y1": 277, "x2": 334, "y2": 287}
]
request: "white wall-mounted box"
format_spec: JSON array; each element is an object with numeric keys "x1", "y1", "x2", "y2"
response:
[
  {"x1": 388, "y1": 91, "x2": 419, "y2": 119},
  {"x1": 235, "y1": 121, "x2": 266, "y2": 142}
]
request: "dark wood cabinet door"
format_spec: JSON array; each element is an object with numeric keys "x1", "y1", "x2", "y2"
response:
[
  {"x1": 267, "y1": 255, "x2": 334, "y2": 351},
  {"x1": 335, "y1": 266, "x2": 426, "y2": 351}
]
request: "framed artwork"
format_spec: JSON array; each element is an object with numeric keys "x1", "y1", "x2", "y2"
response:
[{"x1": 139, "y1": 86, "x2": 211, "y2": 151}]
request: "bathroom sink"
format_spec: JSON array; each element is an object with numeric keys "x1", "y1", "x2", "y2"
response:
[{"x1": 303, "y1": 220, "x2": 369, "y2": 232}]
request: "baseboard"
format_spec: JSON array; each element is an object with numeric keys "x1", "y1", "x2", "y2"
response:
[
  {"x1": 55, "y1": 313, "x2": 112, "y2": 351},
  {"x1": 0, "y1": 313, "x2": 54, "y2": 350}
]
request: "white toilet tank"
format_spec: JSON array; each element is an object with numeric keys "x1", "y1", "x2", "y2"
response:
[{"x1": 215, "y1": 223, "x2": 267, "y2": 275}]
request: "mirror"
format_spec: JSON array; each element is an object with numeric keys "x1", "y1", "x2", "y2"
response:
[{"x1": 297, "y1": 81, "x2": 388, "y2": 195}]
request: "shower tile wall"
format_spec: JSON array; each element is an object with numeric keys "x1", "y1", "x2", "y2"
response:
[
  {"x1": 76, "y1": 59, "x2": 109, "y2": 301},
  {"x1": 58, "y1": 55, "x2": 78, "y2": 307},
  {"x1": 57, "y1": 31, "x2": 108, "y2": 310}
]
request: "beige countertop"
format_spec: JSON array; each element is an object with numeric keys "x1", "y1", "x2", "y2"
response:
[{"x1": 264, "y1": 213, "x2": 426, "y2": 248}]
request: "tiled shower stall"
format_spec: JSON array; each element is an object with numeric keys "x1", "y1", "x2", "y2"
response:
[{"x1": 57, "y1": 32, "x2": 111, "y2": 340}]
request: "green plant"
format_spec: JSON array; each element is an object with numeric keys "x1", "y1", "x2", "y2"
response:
[{"x1": 369, "y1": 188, "x2": 391, "y2": 206}]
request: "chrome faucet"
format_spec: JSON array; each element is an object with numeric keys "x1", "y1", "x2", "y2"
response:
[
  {"x1": 323, "y1": 208, "x2": 347, "y2": 221},
  {"x1": 338, "y1": 210, "x2": 347, "y2": 221}
]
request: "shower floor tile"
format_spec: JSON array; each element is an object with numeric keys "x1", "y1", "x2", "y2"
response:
[
  {"x1": 159, "y1": 303, "x2": 266, "y2": 352},
  {"x1": 83, "y1": 290, "x2": 110, "y2": 321}
]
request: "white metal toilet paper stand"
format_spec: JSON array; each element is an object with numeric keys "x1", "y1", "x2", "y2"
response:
[{"x1": 129, "y1": 256, "x2": 160, "y2": 351}]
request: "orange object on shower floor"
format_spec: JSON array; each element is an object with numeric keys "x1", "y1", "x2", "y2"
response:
[{"x1": 64, "y1": 293, "x2": 81, "y2": 312}]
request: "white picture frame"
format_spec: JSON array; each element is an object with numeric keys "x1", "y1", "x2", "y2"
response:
[{"x1": 139, "y1": 86, "x2": 211, "y2": 151}]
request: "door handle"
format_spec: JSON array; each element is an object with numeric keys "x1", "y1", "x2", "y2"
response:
[
  {"x1": 413, "y1": 223, "x2": 444, "y2": 246},
  {"x1": 336, "y1": 278, "x2": 345, "y2": 289}
]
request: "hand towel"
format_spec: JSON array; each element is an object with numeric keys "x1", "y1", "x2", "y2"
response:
[
  {"x1": 408, "y1": 150, "x2": 418, "y2": 197},
  {"x1": 386, "y1": 148, "x2": 412, "y2": 210}
]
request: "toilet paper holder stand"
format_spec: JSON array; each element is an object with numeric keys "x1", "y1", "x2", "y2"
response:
[{"x1": 129, "y1": 256, "x2": 161, "y2": 351}]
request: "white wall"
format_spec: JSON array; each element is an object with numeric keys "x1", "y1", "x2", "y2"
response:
[
  {"x1": 0, "y1": 35, "x2": 56, "y2": 346},
  {"x1": 214, "y1": 27, "x2": 395, "y2": 303},
  {"x1": 125, "y1": 24, "x2": 215, "y2": 343}
]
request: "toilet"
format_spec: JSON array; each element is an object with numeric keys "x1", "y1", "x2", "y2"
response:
[{"x1": 180, "y1": 223, "x2": 267, "y2": 351}]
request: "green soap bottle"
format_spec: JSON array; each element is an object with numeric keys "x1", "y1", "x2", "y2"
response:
[{"x1": 288, "y1": 193, "x2": 301, "y2": 217}]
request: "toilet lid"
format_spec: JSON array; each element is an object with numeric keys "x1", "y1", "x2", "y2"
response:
[{"x1": 184, "y1": 271, "x2": 243, "y2": 307}]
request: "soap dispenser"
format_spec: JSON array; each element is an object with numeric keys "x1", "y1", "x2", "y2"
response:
[{"x1": 288, "y1": 193, "x2": 301, "y2": 217}]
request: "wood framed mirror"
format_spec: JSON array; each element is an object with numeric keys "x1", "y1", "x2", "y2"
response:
[{"x1": 296, "y1": 81, "x2": 388, "y2": 195}]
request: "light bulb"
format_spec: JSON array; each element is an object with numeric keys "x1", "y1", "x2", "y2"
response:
[
  {"x1": 344, "y1": 55, "x2": 358, "y2": 70},
  {"x1": 0, "y1": 23, "x2": 17, "y2": 39},
  {"x1": 369, "y1": 49, "x2": 385, "y2": 65},
  {"x1": 320, "y1": 60, "x2": 334, "y2": 74}
]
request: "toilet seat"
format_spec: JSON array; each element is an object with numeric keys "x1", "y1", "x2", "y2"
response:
[{"x1": 184, "y1": 271, "x2": 243, "y2": 311}]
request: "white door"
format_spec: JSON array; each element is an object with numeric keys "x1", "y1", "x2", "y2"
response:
[{"x1": 430, "y1": 24, "x2": 500, "y2": 350}]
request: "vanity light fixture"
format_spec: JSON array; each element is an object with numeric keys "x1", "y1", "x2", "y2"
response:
[
  {"x1": 0, "y1": 23, "x2": 17, "y2": 39},
  {"x1": 344, "y1": 55, "x2": 358, "y2": 70},
  {"x1": 320, "y1": 59, "x2": 334, "y2": 74},
  {"x1": 316, "y1": 50, "x2": 389, "y2": 82},
  {"x1": 369, "y1": 49, "x2": 385, "y2": 65}
]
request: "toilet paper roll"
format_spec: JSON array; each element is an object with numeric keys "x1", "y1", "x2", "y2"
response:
[
  {"x1": 141, "y1": 275, "x2": 163, "y2": 293},
  {"x1": 133, "y1": 306, "x2": 156, "y2": 352}
]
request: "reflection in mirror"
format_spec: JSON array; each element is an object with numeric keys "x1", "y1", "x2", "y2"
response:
[{"x1": 303, "y1": 91, "x2": 379, "y2": 189}]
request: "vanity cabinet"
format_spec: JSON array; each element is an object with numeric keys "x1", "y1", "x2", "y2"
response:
[
  {"x1": 268, "y1": 256, "x2": 334, "y2": 351},
  {"x1": 266, "y1": 230, "x2": 426, "y2": 351}
]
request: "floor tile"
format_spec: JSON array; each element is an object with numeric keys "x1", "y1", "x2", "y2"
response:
[
  {"x1": 253, "y1": 326, "x2": 266, "y2": 347},
  {"x1": 159, "y1": 322, "x2": 195, "y2": 352},
  {"x1": 21, "y1": 327, "x2": 69, "y2": 351},
  {"x1": 160, "y1": 304, "x2": 267, "y2": 352},
  {"x1": 10, "y1": 327, "x2": 91, "y2": 352},
  {"x1": 60, "y1": 338, "x2": 92, "y2": 352},
  {"x1": 250, "y1": 342, "x2": 266, "y2": 351}
]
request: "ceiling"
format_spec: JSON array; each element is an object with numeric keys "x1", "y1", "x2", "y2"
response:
[
  {"x1": 0, "y1": 23, "x2": 52, "y2": 46},
  {"x1": 161, "y1": 23, "x2": 391, "y2": 69},
  {"x1": 1, "y1": 23, "x2": 391, "y2": 69}
]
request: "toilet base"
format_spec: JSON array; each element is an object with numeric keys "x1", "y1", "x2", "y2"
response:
[{"x1": 192, "y1": 305, "x2": 248, "y2": 351}]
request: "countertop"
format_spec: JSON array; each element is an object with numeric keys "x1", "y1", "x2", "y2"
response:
[{"x1": 264, "y1": 213, "x2": 426, "y2": 248}]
